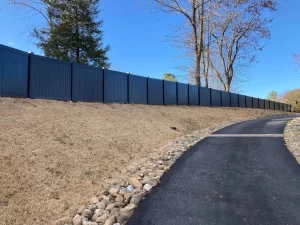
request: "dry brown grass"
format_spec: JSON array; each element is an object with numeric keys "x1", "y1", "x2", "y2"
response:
[{"x1": 0, "y1": 97, "x2": 290, "y2": 225}]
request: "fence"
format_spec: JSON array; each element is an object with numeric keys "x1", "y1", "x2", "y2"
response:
[{"x1": 0, "y1": 44, "x2": 292, "y2": 111}]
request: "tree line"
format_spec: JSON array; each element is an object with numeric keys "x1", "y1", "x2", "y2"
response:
[
  {"x1": 9, "y1": 0, "x2": 281, "y2": 92},
  {"x1": 267, "y1": 89, "x2": 300, "y2": 112}
]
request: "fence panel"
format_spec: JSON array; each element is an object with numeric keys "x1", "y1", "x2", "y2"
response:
[
  {"x1": 128, "y1": 75, "x2": 147, "y2": 104},
  {"x1": 288, "y1": 104, "x2": 291, "y2": 112},
  {"x1": 259, "y1": 99, "x2": 265, "y2": 109},
  {"x1": 284, "y1": 104, "x2": 288, "y2": 112},
  {"x1": 253, "y1": 98, "x2": 259, "y2": 109},
  {"x1": 246, "y1": 96, "x2": 253, "y2": 108},
  {"x1": 164, "y1": 81, "x2": 177, "y2": 105},
  {"x1": 264, "y1": 100, "x2": 270, "y2": 110},
  {"x1": 189, "y1": 85, "x2": 199, "y2": 105},
  {"x1": 211, "y1": 89, "x2": 221, "y2": 107},
  {"x1": 30, "y1": 55, "x2": 71, "y2": 100},
  {"x1": 200, "y1": 87, "x2": 211, "y2": 106},
  {"x1": 103, "y1": 70, "x2": 128, "y2": 103},
  {"x1": 221, "y1": 91, "x2": 230, "y2": 107},
  {"x1": 239, "y1": 94, "x2": 246, "y2": 108},
  {"x1": 274, "y1": 102, "x2": 279, "y2": 110},
  {"x1": 148, "y1": 78, "x2": 163, "y2": 105},
  {"x1": 177, "y1": 83, "x2": 188, "y2": 105},
  {"x1": 269, "y1": 101, "x2": 275, "y2": 110},
  {"x1": 231, "y1": 93, "x2": 239, "y2": 107},
  {"x1": 0, "y1": 44, "x2": 29, "y2": 97},
  {"x1": 72, "y1": 63, "x2": 103, "y2": 102}
]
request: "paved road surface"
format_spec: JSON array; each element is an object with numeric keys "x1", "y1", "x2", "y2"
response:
[{"x1": 126, "y1": 115, "x2": 300, "y2": 225}]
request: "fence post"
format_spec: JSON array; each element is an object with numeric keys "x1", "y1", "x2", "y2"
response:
[
  {"x1": 187, "y1": 84, "x2": 190, "y2": 106},
  {"x1": 209, "y1": 88, "x2": 212, "y2": 107},
  {"x1": 127, "y1": 72, "x2": 130, "y2": 104},
  {"x1": 147, "y1": 77, "x2": 149, "y2": 105},
  {"x1": 27, "y1": 52, "x2": 33, "y2": 98},
  {"x1": 70, "y1": 62, "x2": 73, "y2": 102},
  {"x1": 176, "y1": 81, "x2": 178, "y2": 106},
  {"x1": 102, "y1": 68, "x2": 106, "y2": 103},
  {"x1": 163, "y1": 80, "x2": 165, "y2": 106},
  {"x1": 220, "y1": 91, "x2": 223, "y2": 107}
]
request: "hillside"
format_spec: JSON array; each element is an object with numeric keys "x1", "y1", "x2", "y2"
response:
[{"x1": 0, "y1": 97, "x2": 290, "y2": 225}]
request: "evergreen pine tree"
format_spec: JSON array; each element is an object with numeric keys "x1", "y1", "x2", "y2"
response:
[{"x1": 33, "y1": 0, "x2": 110, "y2": 67}]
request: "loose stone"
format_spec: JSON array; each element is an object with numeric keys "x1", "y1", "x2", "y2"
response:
[
  {"x1": 128, "y1": 177, "x2": 142, "y2": 188},
  {"x1": 124, "y1": 203, "x2": 136, "y2": 211},
  {"x1": 130, "y1": 194, "x2": 142, "y2": 205},
  {"x1": 115, "y1": 202, "x2": 125, "y2": 208},
  {"x1": 115, "y1": 194, "x2": 124, "y2": 202},
  {"x1": 81, "y1": 209, "x2": 93, "y2": 219},
  {"x1": 143, "y1": 184, "x2": 153, "y2": 192},
  {"x1": 119, "y1": 188, "x2": 129, "y2": 195},
  {"x1": 72, "y1": 214, "x2": 82, "y2": 225},
  {"x1": 105, "y1": 203, "x2": 116, "y2": 211},
  {"x1": 104, "y1": 216, "x2": 116, "y2": 225},
  {"x1": 109, "y1": 188, "x2": 119, "y2": 197},
  {"x1": 77, "y1": 205, "x2": 86, "y2": 215},
  {"x1": 126, "y1": 185, "x2": 134, "y2": 192},
  {"x1": 117, "y1": 214, "x2": 128, "y2": 224},
  {"x1": 96, "y1": 214, "x2": 108, "y2": 223},
  {"x1": 96, "y1": 201, "x2": 106, "y2": 210}
]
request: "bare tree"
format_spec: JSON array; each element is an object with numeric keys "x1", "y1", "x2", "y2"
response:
[
  {"x1": 208, "y1": 0, "x2": 276, "y2": 91},
  {"x1": 150, "y1": 0, "x2": 211, "y2": 86}
]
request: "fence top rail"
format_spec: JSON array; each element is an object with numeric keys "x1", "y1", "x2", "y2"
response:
[
  {"x1": 32, "y1": 54, "x2": 72, "y2": 65},
  {"x1": 177, "y1": 82, "x2": 189, "y2": 86},
  {"x1": 73, "y1": 62, "x2": 103, "y2": 71},
  {"x1": 129, "y1": 74, "x2": 148, "y2": 79},
  {"x1": 211, "y1": 89, "x2": 222, "y2": 93},
  {"x1": 0, "y1": 44, "x2": 29, "y2": 56},
  {"x1": 148, "y1": 77, "x2": 163, "y2": 82},
  {"x1": 164, "y1": 80, "x2": 177, "y2": 85}
]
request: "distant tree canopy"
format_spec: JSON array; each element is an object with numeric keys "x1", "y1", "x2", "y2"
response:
[
  {"x1": 281, "y1": 89, "x2": 300, "y2": 112},
  {"x1": 12, "y1": 0, "x2": 110, "y2": 68},
  {"x1": 266, "y1": 90, "x2": 278, "y2": 101},
  {"x1": 163, "y1": 73, "x2": 177, "y2": 82},
  {"x1": 293, "y1": 53, "x2": 300, "y2": 70}
]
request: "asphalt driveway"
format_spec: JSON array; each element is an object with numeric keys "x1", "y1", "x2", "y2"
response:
[{"x1": 126, "y1": 115, "x2": 300, "y2": 225}]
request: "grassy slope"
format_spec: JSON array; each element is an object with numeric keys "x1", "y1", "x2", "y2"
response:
[{"x1": 0, "y1": 97, "x2": 289, "y2": 225}]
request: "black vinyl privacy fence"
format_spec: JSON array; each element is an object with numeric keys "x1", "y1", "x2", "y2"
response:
[{"x1": 0, "y1": 44, "x2": 292, "y2": 112}]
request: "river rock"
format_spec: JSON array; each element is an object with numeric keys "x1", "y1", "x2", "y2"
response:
[
  {"x1": 96, "y1": 214, "x2": 108, "y2": 223},
  {"x1": 72, "y1": 215, "x2": 82, "y2": 225},
  {"x1": 117, "y1": 214, "x2": 128, "y2": 224},
  {"x1": 128, "y1": 177, "x2": 142, "y2": 188},
  {"x1": 109, "y1": 188, "x2": 119, "y2": 197},
  {"x1": 81, "y1": 209, "x2": 93, "y2": 219},
  {"x1": 143, "y1": 184, "x2": 153, "y2": 192},
  {"x1": 104, "y1": 216, "x2": 116, "y2": 225}
]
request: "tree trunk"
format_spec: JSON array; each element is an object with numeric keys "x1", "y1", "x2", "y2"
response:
[
  {"x1": 75, "y1": 4, "x2": 80, "y2": 62},
  {"x1": 198, "y1": 0, "x2": 204, "y2": 86},
  {"x1": 194, "y1": 54, "x2": 201, "y2": 86}
]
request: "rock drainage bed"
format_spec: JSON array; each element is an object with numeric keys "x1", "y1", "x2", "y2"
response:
[
  {"x1": 284, "y1": 117, "x2": 300, "y2": 164},
  {"x1": 68, "y1": 121, "x2": 256, "y2": 225}
]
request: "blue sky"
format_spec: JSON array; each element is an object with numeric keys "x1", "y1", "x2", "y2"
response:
[{"x1": 0, "y1": 0, "x2": 299, "y2": 98}]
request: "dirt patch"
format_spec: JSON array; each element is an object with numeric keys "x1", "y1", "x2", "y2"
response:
[{"x1": 0, "y1": 97, "x2": 290, "y2": 225}]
